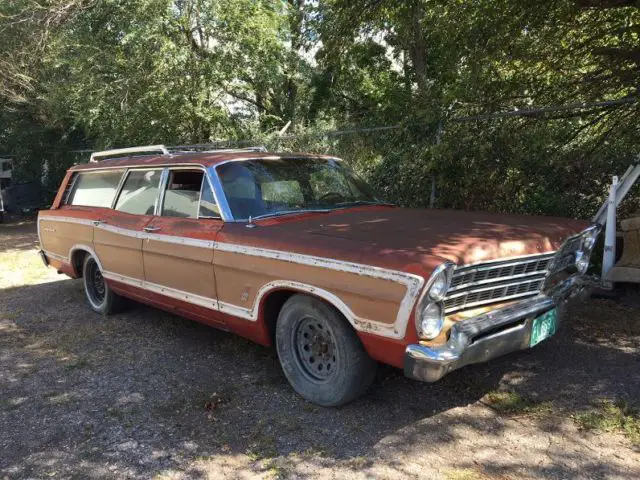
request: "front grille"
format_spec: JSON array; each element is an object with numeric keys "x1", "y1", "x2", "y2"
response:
[{"x1": 444, "y1": 253, "x2": 555, "y2": 313}]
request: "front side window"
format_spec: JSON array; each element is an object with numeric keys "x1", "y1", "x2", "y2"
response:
[
  {"x1": 161, "y1": 170, "x2": 220, "y2": 219},
  {"x1": 216, "y1": 158, "x2": 378, "y2": 220},
  {"x1": 67, "y1": 170, "x2": 125, "y2": 208},
  {"x1": 115, "y1": 169, "x2": 162, "y2": 215}
]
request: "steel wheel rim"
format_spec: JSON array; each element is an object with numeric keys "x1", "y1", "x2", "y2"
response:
[
  {"x1": 292, "y1": 315, "x2": 338, "y2": 383},
  {"x1": 85, "y1": 259, "x2": 105, "y2": 306}
]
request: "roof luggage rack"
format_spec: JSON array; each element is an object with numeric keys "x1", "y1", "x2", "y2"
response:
[
  {"x1": 89, "y1": 145, "x2": 170, "y2": 162},
  {"x1": 89, "y1": 144, "x2": 267, "y2": 162},
  {"x1": 167, "y1": 143, "x2": 267, "y2": 154}
]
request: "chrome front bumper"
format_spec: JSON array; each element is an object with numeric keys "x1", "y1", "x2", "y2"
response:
[{"x1": 404, "y1": 274, "x2": 595, "y2": 383}]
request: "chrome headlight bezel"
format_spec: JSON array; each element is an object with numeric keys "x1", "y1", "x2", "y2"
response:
[
  {"x1": 424, "y1": 262, "x2": 456, "y2": 302},
  {"x1": 545, "y1": 224, "x2": 601, "y2": 280},
  {"x1": 415, "y1": 262, "x2": 456, "y2": 339},
  {"x1": 579, "y1": 224, "x2": 600, "y2": 255}
]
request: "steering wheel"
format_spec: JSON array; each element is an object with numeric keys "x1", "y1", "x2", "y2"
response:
[{"x1": 318, "y1": 191, "x2": 346, "y2": 203}]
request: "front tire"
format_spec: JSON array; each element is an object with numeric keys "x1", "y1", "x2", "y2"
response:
[
  {"x1": 275, "y1": 294, "x2": 377, "y2": 407},
  {"x1": 82, "y1": 255, "x2": 121, "y2": 315}
]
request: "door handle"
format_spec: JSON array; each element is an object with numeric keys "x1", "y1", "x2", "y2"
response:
[
  {"x1": 144, "y1": 225, "x2": 161, "y2": 232},
  {"x1": 92, "y1": 219, "x2": 105, "y2": 226}
]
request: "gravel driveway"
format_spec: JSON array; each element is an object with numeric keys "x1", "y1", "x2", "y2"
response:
[{"x1": 1, "y1": 221, "x2": 639, "y2": 479}]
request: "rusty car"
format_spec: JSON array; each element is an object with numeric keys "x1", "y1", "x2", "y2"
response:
[{"x1": 37, "y1": 145, "x2": 600, "y2": 406}]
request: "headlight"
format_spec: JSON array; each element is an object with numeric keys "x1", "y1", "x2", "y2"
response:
[
  {"x1": 575, "y1": 251, "x2": 589, "y2": 273},
  {"x1": 428, "y1": 271, "x2": 449, "y2": 301},
  {"x1": 582, "y1": 236, "x2": 596, "y2": 251},
  {"x1": 418, "y1": 303, "x2": 444, "y2": 339},
  {"x1": 426, "y1": 263, "x2": 455, "y2": 301},
  {"x1": 543, "y1": 225, "x2": 600, "y2": 284},
  {"x1": 581, "y1": 225, "x2": 600, "y2": 252},
  {"x1": 574, "y1": 225, "x2": 601, "y2": 273}
]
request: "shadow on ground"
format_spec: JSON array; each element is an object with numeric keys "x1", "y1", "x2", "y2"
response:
[{"x1": 1, "y1": 277, "x2": 639, "y2": 479}]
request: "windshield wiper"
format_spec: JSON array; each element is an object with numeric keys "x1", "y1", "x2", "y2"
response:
[{"x1": 250, "y1": 208, "x2": 333, "y2": 221}]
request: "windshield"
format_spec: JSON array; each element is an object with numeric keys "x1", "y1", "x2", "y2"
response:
[{"x1": 216, "y1": 158, "x2": 381, "y2": 220}]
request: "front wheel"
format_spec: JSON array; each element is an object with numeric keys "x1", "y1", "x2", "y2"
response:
[
  {"x1": 82, "y1": 254, "x2": 122, "y2": 315},
  {"x1": 275, "y1": 294, "x2": 377, "y2": 407}
]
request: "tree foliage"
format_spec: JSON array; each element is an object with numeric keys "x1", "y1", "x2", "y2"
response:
[{"x1": 0, "y1": 0, "x2": 638, "y2": 217}]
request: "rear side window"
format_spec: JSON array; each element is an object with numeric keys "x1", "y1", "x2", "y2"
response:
[
  {"x1": 66, "y1": 170, "x2": 125, "y2": 207},
  {"x1": 115, "y1": 169, "x2": 162, "y2": 215}
]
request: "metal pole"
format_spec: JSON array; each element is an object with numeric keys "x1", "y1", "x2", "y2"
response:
[{"x1": 602, "y1": 176, "x2": 619, "y2": 288}]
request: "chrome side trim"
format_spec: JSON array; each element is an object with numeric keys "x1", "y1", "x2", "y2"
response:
[
  {"x1": 102, "y1": 271, "x2": 219, "y2": 311},
  {"x1": 69, "y1": 244, "x2": 104, "y2": 272},
  {"x1": 145, "y1": 232, "x2": 215, "y2": 249},
  {"x1": 38, "y1": 214, "x2": 426, "y2": 339},
  {"x1": 214, "y1": 242, "x2": 425, "y2": 338},
  {"x1": 39, "y1": 216, "x2": 95, "y2": 227},
  {"x1": 218, "y1": 280, "x2": 358, "y2": 324},
  {"x1": 40, "y1": 216, "x2": 214, "y2": 249}
]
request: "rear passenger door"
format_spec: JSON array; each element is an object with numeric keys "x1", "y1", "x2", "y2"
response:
[
  {"x1": 141, "y1": 168, "x2": 223, "y2": 315},
  {"x1": 94, "y1": 168, "x2": 162, "y2": 283}
]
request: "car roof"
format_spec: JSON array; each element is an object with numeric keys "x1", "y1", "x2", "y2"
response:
[{"x1": 69, "y1": 151, "x2": 337, "y2": 172}]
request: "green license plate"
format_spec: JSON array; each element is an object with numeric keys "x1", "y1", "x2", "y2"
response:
[{"x1": 530, "y1": 308, "x2": 558, "y2": 347}]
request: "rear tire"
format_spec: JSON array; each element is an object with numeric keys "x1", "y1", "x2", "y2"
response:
[
  {"x1": 275, "y1": 294, "x2": 377, "y2": 407},
  {"x1": 82, "y1": 255, "x2": 122, "y2": 315}
]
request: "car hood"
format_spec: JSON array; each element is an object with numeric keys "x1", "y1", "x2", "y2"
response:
[
  {"x1": 219, "y1": 207, "x2": 591, "y2": 279},
  {"x1": 263, "y1": 207, "x2": 590, "y2": 267}
]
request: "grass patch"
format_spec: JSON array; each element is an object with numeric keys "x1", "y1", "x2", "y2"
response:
[
  {"x1": 443, "y1": 468, "x2": 491, "y2": 480},
  {"x1": 345, "y1": 456, "x2": 371, "y2": 470},
  {"x1": 0, "y1": 248, "x2": 60, "y2": 288},
  {"x1": 246, "y1": 419, "x2": 278, "y2": 461},
  {"x1": 262, "y1": 458, "x2": 292, "y2": 479},
  {"x1": 483, "y1": 390, "x2": 553, "y2": 416},
  {"x1": 573, "y1": 399, "x2": 640, "y2": 445}
]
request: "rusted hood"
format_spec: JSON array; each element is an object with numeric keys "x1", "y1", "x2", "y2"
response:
[{"x1": 268, "y1": 207, "x2": 590, "y2": 268}]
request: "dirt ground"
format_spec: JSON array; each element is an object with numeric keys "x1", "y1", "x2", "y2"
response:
[{"x1": 1, "y1": 221, "x2": 639, "y2": 480}]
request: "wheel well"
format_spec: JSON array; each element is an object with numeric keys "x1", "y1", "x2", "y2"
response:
[
  {"x1": 70, "y1": 249, "x2": 89, "y2": 277},
  {"x1": 261, "y1": 289, "x2": 357, "y2": 344},
  {"x1": 262, "y1": 290, "x2": 295, "y2": 343}
]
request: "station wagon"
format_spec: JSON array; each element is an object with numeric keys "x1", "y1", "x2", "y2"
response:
[{"x1": 38, "y1": 145, "x2": 600, "y2": 406}]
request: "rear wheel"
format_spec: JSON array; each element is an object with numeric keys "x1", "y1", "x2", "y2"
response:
[
  {"x1": 275, "y1": 294, "x2": 377, "y2": 407},
  {"x1": 82, "y1": 255, "x2": 121, "y2": 315}
]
